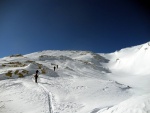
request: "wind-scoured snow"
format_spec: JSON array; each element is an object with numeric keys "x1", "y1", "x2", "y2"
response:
[{"x1": 0, "y1": 42, "x2": 150, "y2": 113}]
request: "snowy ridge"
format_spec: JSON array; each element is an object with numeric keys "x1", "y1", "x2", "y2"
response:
[
  {"x1": 103, "y1": 41, "x2": 150, "y2": 75},
  {"x1": 0, "y1": 42, "x2": 150, "y2": 113}
]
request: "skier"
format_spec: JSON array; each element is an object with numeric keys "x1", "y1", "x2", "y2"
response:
[
  {"x1": 34, "y1": 70, "x2": 39, "y2": 83},
  {"x1": 36, "y1": 70, "x2": 39, "y2": 74},
  {"x1": 54, "y1": 66, "x2": 56, "y2": 71},
  {"x1": 57, "y1": 65, "x2": 58, "y2": 69}
]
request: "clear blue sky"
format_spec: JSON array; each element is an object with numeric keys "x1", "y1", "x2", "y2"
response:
[{"x1": 0, "y1": 0, "x2": 150, "y2": 58}]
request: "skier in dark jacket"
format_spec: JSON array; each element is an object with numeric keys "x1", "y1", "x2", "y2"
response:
[
  {"x1": 36, "y1": 70, "x2": 39, "y2": 74},
  {"x1": 54, "y1": 66, "x2": 56, "y2": 71},
  {"x1": 34, "y1": 70, "x2": 39, "y2": 83}
]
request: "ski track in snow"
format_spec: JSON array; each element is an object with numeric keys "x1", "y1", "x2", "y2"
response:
[
  {"x1": 38, "y1": 83, "x2": 54, "y2": 113},
  {"x1": 32, "y1": 77, "x2": 54, "y2": 113}
]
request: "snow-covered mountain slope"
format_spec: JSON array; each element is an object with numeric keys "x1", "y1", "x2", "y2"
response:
[
  {"x1": 0, "y1": 42, "x2": 150, "y2": 113},
  {"x1": 98, "y1": 42, "x2": 150, "y2": 113},
  {"x1": 100, "y1": 42, "x2": 150, "y2": 92},
  {"x1": 103, "y1": 41, "x2": 150, "y2": 75}
]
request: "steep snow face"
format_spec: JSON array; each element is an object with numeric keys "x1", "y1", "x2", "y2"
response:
[
  {"x1": 104, "y1": 42, "x2": 150, "y2": 75},
  {"x1": 100, "y1": 42, "x2": 150, "y2": 92},
  {"x1": 97, "y1": 42, "x2": 150, "y2": 113}
]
